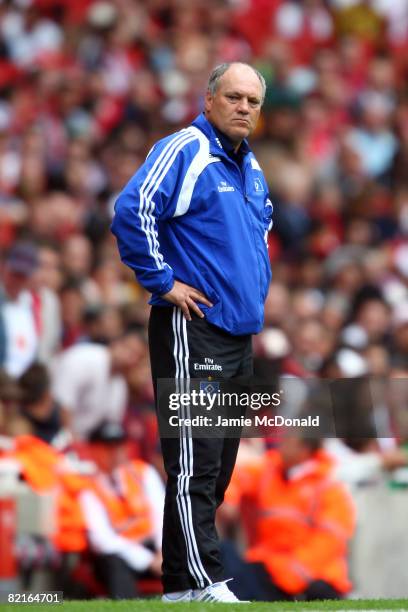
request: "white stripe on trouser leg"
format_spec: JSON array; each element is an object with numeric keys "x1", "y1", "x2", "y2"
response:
[
  {"x1": 176, "y1": 309, "x2": 211, "y2": 587},
  {"x1": 180, "y1": 312, "x2": 211, "y2": 586},
  {"x1": 172, "y1": 308, "x2": 204, "y2": 587},
  {"x1": 172, "y1": 308, "x2": 211, "y2": 588},
  {"x1": 172, "y1": 308, "x2": 201, "y2": 585},
  {"x1": 178, "y1": 310, "x2": 211, "y2": 587}
]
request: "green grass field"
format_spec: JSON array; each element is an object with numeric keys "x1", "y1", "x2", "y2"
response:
[{"x1": 1, "y1": 600, "x2": 408, "y2": 612}]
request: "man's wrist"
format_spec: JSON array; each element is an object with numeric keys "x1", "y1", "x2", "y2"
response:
[{"x1": 160, "y1": 276, "x2": 175, "y2": 296}]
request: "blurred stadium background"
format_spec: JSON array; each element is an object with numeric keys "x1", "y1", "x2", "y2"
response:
[{"x1": 1, "y1": 0, "x2": 408, "y2": 603}]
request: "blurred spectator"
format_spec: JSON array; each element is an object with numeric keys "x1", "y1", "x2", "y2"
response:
[
  {"x1": 61, "y1": 235, "x2": 99, "y2": 303},
  {"x1": 222, "y1": 436, "x2": 356, "y2": 601},
  {"x1": 2, "y1": 4, "x2": 64, "y2": 68},
  {"x1": 333, "y1": 1, "x2": 385, "y2": 43},
  {"x1": 59, "y1": 279, "x2": 86, "y2": 348},
  {"x1": 77, "y1": 422, "x2": 163, "y2": 599},
  {"x1": 18, "y1": 362, "x2": 68, "y2": 446},
  {"x1": 0, "y1": 368, "x2": 28, "y2": 436},
  {"x1": 290, "y1": 319, "x2": 335, "y2": 373},
  {"x1": 353, "y1": 296, "x2": 391, "y2": 342},
  {"x1": 346, "y1": 92, "x2": 398, "y2": 180},
  {"x1": 81, "y1": 303, "x2": 124, "y2": 345},
  {"x1": 325, "y1": 437, "x2": 408, "y2": 486},
  {"x1": 29, "y1": 244, "x2": 62, "y2": 365},
  {"x1": 0, "y1": 242, "x2": 39, "y2": 377},
  {"x1": 51, "y1": 330, "x2": 144, "y2": 439}
]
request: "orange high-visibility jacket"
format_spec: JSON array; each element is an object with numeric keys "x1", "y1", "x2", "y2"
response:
[
  {"x1": 55, "y1": 459, "x2": 154, "y2": 552},
  {"x1": 91, "y1": 460, "x2": 153, "y2": 542},
  {"x1": 5, "y1": 435, "x2": 91, "y2": 552},
  {"x1": 1, "y1": 435, "x2": 89, "y2": 552},
  {"x1": 9, "y1": 435, "x2": 61, "y2": 491},
  {"x1": 225, "y1": 449, "x2": 356, "y2": 595},
  {"x1": 54, "y1": 470, "x2": 91, "y2": 553},
  {"x1": 5, "y1": 437, "x2": 154, "y2": 553}
]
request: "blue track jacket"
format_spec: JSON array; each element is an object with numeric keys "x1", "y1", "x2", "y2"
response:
[{"x1": 111, "y1": 113, "x2": 272, "y2": 335}]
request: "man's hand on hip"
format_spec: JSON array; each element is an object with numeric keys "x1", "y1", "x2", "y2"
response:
[{"x1": 162, "y1": 280, "x2": 213, "y2": 321}]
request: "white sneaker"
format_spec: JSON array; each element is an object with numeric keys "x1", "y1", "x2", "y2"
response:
[
  {"x1": 162, "y1": 589, "x2": 192, "y2": 602},
  {"x1": 192, "y1": 579, "x2": 248, "y2": 603}
]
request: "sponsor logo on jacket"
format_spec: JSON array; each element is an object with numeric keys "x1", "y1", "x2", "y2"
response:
[
  {"x1": 254, "y1": 178, "x2": 264, "y2": 192},
  {"x1": 218, "y1": 181, "x2": 235, "y2": 193}
]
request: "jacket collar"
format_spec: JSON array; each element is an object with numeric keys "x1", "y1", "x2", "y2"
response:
[{"x1": 191, "y1": 113, "x2": 251, "y2": 159}]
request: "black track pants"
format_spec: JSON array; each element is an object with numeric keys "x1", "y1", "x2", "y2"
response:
[{"x1": 148, "y1": 306, "x2": 252, "y2": 593}]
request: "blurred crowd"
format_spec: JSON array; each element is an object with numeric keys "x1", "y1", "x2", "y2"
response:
[{"x1": 1, "y1": 0, "x2": 408, "y2": 601}]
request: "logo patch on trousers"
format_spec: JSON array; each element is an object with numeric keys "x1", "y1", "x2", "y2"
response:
[{"x1": 199, "y1": 381, "x2": 220, "y2": 396}]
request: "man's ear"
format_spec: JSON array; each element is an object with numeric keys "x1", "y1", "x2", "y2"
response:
[{"x1": 204, "y1": 90, "x2": 213, "y2": 114}]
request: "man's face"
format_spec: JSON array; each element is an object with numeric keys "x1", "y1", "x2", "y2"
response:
[
  {"x1": 34, "y1": 247, "x2": 62, "y2": 292},
  {"x1": 204, "y1": 64, "x2": 263, "y2": 146},
  {"x1": 279, "y1": 437, "x2": 313, "y2": 470},
  {"x1": 2, "y1": 267, "x2": 31, "y2": 300},
  {"x1": 110, "y1": 333, "x2": 145, "y2": 374},
  {"x1": 91, "y1": 442, "x2": 127, "y2": 473}
]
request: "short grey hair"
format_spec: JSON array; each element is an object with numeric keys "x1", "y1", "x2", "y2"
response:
[{"x1": 207, "y1": 62, "x2": 266, "y2": 105}]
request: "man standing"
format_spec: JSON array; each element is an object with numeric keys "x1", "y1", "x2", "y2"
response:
[{"x1": 111, "y1": 63, "x2": 272, "y2": 603}]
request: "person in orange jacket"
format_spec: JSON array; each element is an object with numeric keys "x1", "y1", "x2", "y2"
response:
[
  {"x1": 73, "y1": 421, "x2": 164, "y2": 599},
  {"x1": 0, "y1": 433, "x2": 90, "y2": 587},
  {"x1": 223, "y1": 435, "x2": 356, "y2": 601},
  {"x1": 2, "y1": 433, "x2": 63, "y2": 490},
  {"x1": 1, "y1": 427, "x2": 164, "y2": 599}
]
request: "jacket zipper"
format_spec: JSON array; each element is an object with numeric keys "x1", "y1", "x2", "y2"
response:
[
  {"x1": 226, "y1": 155, "x2": 264, "y2": 312},
  {"x1": 242, "y1": 160, "x2": 264, "y2": 309}
]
